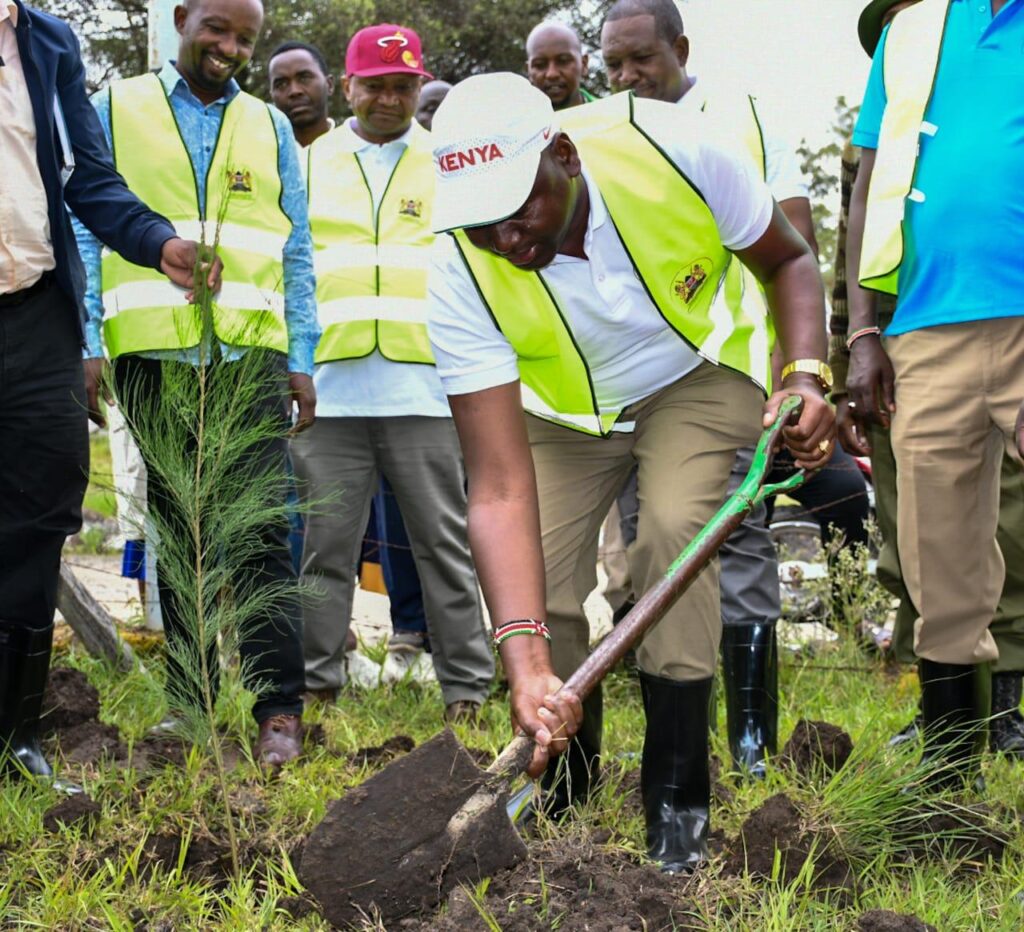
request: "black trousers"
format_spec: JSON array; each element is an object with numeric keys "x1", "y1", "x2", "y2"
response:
[
  {"x1": 0, "y1": 278, "x2": 88, "y2": 626},
  {"x1": 114, "y1": 354, "x2": 304, "y2": 722}
]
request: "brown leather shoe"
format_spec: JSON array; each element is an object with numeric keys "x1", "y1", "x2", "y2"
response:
[
  {"x1": 444, "y1": 700, "x2": 481, "y2": 725},
  {"x1": 303, "y1": 687, "x2": 339, "y2": 708},
  {"x1": 253, "y1": 714, "x2": 303, "y2": 768}
]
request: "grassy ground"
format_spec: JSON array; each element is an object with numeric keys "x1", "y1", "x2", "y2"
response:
[{"x1": 2, "y1": 628, "x2": 1022, "y2": 930}]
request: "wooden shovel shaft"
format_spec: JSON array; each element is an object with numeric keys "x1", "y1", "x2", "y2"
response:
[{"x1": 489, "y1": 395, "x2": 807, "y2": 779}]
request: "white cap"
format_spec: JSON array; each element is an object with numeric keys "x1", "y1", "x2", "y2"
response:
[{"x1": 431, "y1": 73, "x2": 559, "y2": 233}]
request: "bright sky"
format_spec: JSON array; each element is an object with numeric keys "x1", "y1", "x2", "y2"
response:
[{"x1": 676, "y1": 0, "x2": 873, "y2": 149}]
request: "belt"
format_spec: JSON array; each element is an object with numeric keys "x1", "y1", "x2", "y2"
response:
[{"x1": 0, "y1": 271, "x2": 55, "y2": 308}]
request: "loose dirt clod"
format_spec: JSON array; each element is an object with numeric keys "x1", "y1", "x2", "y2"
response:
[
  {"x1": 42, "y1": 793, "x2": 102, "y2": 835},
  {"x1": 781, "y1": 719, "x2": 854, "y2": 776},
  {"x1": 724, "y1": 792, "x2": 854, "y2": 893},
  {"x1": 301, "y1": 729, "x2": 525, "y2": 927},
  {"x1": 59, "y1": 721, "x2": 126, "y2": 765},
  {"x1": 857, "y1": 908, "x2": 938, "y2": 932},
  {"x1": 41, "y1": 667, "x2": 100, "y2": 732},
  {"x1": 346, "y1": 734, "x2": 416, "y2": 768}
]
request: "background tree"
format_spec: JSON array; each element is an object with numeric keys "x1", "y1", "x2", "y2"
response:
[
  {"x1": 796, "y1": 95, "x2": 860, "y2": 286},
  {"x1": 36, "y1": 0, "x2": 612, "y2": 102}
]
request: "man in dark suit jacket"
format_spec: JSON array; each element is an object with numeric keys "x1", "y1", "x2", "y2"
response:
[{"x1": 0, "y1": 0, "x2": 220, "y2": 787}]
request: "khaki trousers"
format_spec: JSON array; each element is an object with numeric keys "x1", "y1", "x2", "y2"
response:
[
  {"x1": 888, "y1": 317, "x2": 1024, "y2": 665},
  {"x1": 527, "y1": 363, "x2": 763, "y2": 683}
]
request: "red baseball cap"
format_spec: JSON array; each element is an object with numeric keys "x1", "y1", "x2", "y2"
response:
[{"x1": 345, "y1": 24, "x2": 434, "y2": 79}]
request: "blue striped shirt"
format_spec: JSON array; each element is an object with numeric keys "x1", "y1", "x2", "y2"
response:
[{"x1": 72, "y1": 60, "x2": 320, "y2": 374}]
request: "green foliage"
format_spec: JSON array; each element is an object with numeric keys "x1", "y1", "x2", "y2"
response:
[{"x1": 797, "y1": 95, "x2": 860, "y2": 286}]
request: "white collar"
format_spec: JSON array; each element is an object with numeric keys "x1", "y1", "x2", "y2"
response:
[
  {"x1": 673, "y1": 75, "x2": 704, "y2": 115},
  {"x1": 337, "y1": 117, "x2": 415, "y2": 154},
  {"x1": 1, "y1": 1, "x2": 18, "y2": 26}
]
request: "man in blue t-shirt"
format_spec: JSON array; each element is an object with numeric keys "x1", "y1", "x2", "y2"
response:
[{"x1": 845, "y1": 0, "x2": 1024, "y2": 790}]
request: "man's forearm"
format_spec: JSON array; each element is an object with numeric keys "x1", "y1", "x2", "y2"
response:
[
  {"x1": 845, "y1": 147, "x2": 879, "y2": 333},
  {"x1": 763, "y1": 251, "x2": 828, "y2": 364}
]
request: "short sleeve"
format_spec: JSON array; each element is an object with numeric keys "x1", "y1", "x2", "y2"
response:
[
  {"x1": 852, "y1": 25, "x2": 890, "y2": 150},
  {"x1": 426, "y1": 236, "x2": 521, "y2": 396}
]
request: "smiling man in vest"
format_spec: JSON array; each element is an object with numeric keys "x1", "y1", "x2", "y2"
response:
[
  {"x1": 427, "y1": 73, "x2": 835, "y2": 872},
  {"x1": 293, "y1": 24, "x2": 493, "y2": 720},
  {"x1": 73, "y1": 0, "x2": 320, "y2": 768},
  {"x1": 1, "y1": 0, "x2": 221, "y2": 788},
  {"x1": 846, "y1": 0, "x2": 1024, "y2": 790}
]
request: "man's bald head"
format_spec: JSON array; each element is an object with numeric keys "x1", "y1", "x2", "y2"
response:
[
  {"x1": 525, "y1": 20, "x2": 589, "y2": 110},
  {"x1": 605, "y1": 0, "x2": 684, "y2": 44}
]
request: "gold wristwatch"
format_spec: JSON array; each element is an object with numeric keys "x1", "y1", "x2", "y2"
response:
[{"x1": 780, "y1": 359, "x2": 833, "y2": 392}]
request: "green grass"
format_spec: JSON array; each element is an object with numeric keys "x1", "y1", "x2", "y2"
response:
[
  {"x1": 83, "y1": 430, "x2": 117, "y2": 519},
  {"x1": 2, "y1": 629, "x2": 1022, "y2": 929}
]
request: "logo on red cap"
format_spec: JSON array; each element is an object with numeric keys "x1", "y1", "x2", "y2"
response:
[{"x1": 377, "y1": 30, "x2": 409, "y2": 63}]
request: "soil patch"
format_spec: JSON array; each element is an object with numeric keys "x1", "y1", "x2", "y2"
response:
[
  {"x1": 58, "y1": 721, "x2": 127, "y2": 765},
  {"x1": 781, "y1": 720, "x2": 854, "y2": 777},
  {"x1": 858, "y1": 909, "x2": 937, "y2": 932},
  {"x1": 41, "y1": 667, "x2": 100, "y2": 732},
  {"x1": 346, "y1": 734, "x2": 415, "y2": 768},
  {"x1": 418, "y1": 834, "x2": 702, "y2": 932},
  {"x1": 141, "y1": 832, "x2": 234, "y2": 881},
  {"x1": 42, "y1": 794, "x2": 102, "y2": 835},
  {"x1": 132, "y1": 734, "x2": 189, "y2": 770},
  {"x1": 723, "y1": 793, "x2": 853, "y2": 894},
  {"x1": 302, "y1": 730, "x2": 524, "y2": 928}
]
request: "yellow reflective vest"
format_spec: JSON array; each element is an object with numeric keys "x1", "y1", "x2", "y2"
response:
[
  {"x1": 307, "y1": 121, "x2": 435, "y2": 365},
  {"x1": 101, "y1": 74, "x2": 292, "y2": 359},
  {"x1": 859, "y1": 0, "x2": 949, "y2": 294},
  {"x1": 452, "y1": 92, "x2": 772, "y2": 436}
]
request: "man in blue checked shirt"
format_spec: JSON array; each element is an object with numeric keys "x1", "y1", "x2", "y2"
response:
[{"x1": 73, "y1": 0, "x2": 320, "y2": 768}]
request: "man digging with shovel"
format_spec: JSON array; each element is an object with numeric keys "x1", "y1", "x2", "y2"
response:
[{"x1": 426, "y1": 74, "x2": 834, "y2": 865}]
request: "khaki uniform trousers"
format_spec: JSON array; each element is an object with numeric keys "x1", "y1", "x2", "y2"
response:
[
  {"x1": 872, "y1": 418, "x2": 1024, "y2": 672},
  {"x1": 888, "y1": 317, "x2": 1024, "y2": 665},
  {"x1": 527, "y1": 363, "x2": 763, "y2": 684}
]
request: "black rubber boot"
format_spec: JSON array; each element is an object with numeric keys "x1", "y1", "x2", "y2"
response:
[
  {"x1": 538, "y1": 686, "x2": 603, "y2": 819},
  {"x1": 919, "y1": 659, "x2": 987, "y2": 791},
  {"x1": 989, "y1": 672, "x2": 1024, "y2": 759},
  {"x1": 889, "y1": 709, "x2": 923, "y2": 748},
  {"x1": 721, "y1": 623, "x2": 778, "y2": 779},
  {"x1": 639, "y1": 672, "x2": 712, "y2": 874},
  {"x1": 0, "y1": 619, "x2": 55, "y2": 778}
]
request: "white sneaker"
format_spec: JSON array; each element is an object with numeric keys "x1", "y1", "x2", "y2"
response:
[
  {"x1": 381, "y1": 649, "x2": 437, "y2": 685},
  {"x1": 344, "y1": 650, "x2": 383, "y2": 690}
]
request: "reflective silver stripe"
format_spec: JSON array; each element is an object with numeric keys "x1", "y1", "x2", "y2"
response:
[
  {"x1": 519, "y1": 383, "x2": 615, "y2": 435},
  {"x1": 314, "y1": 243, "x2": 430, "y2": 276},
  {"x1": 172, "y1": 220, "x2": 288, "y2": 260},
  {"x1": 318, "y1": 295, "x2": 427, "y2": 326},
  {"x1": 102, "y1": 281, "x2": 285, "y2": 317}
]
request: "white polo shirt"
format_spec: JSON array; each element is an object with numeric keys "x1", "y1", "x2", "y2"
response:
[
  {"x1": 313, "y1": 118, "x2": 451, "y2": 418},
  {"x1": 427, "y1": 97, "x2": 774, "y2": 421}
]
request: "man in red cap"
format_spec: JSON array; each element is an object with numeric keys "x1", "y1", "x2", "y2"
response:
[{"x1": 293, "y1": 25, "x2": 495, "y2": 720}]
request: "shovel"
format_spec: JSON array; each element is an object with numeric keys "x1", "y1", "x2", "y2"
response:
[{"x1": 299, "y1": 395, "x2": 809, "y2": 927}]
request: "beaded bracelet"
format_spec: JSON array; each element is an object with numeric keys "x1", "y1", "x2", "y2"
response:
[
  {"x1": 846, "y1": 326, "x2": 881, "y2": 350},
  {"x1": 493, "y1": 618, "x2": 551, "y2": 646}
]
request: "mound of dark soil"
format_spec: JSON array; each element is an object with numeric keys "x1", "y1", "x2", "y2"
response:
[
  {"x1": 421, "y1": 836, "x2": 702, "y2": 932},
  {"x1": 42, "y1": 793, "x2": 102, "y2": 835},
  {"x1": 59, "y1": 721, "x2": 127, "y2": 765},
  {"x1": 781, "y1": 720, "x2": 854, "y2": 777},
  {"x1": 41, "y1": 667, "x2": 100, "y2": 732},
  {"x1": 723, "y1": 793, "x2": 853, "y2": 893},
  {"x1": 346, "y1": 734, "x2": 415, "y2": 767},
  {"x1": 858, "y1": 909, "x2": 937, "y2": 932}
]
